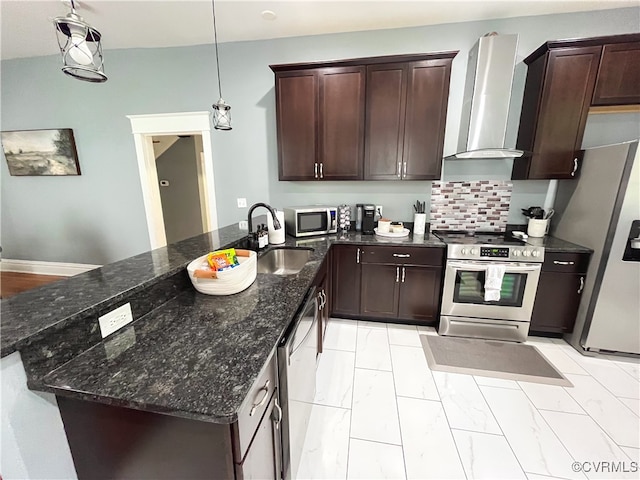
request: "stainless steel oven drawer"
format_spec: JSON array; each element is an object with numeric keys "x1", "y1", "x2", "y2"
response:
[{"x1": 439, "y1": 315, "x2": 530, "y2": 343}]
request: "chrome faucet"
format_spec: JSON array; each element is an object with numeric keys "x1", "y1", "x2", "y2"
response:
[{"x1": 247, "y1": 202, "x2": 282, "y2": 234}]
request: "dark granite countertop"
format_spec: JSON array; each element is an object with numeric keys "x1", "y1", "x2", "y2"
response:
[
  {"x1": 8, "y1": 227, "x2": 441, "y2": 424},
  {"x1": 0, "y1": 224, "x2": 249, "y2": 358},
  {"x1": 524, "y1": 235, "x2": 594, "y2": 254}
]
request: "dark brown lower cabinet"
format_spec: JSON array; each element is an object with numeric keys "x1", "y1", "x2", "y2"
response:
[
  {"x1": 361, "y1": 264, "x2": 442, "y2": 323},
  {"x1": 361, "y1": 264, "x2": 400, "y2": 318},
  {"x1": 335, "y1": 245, "x2": 444, "y2": 324},
  {"x1": 398, "y1": 266, "x2": 442, "y2": 322},
  {"x1": 331, "y1": 245, "x2": 361, "y2": 317},
  {"x1": 529, "y1": 252, "x2": 590, "y2": 334},
  {"x1": 57, "y1": 354, "x2": 281, "y2": 480}
]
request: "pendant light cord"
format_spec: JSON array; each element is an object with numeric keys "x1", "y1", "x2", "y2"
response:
[{"x1": 211, "y1": 0, "x2": 223, "y2": 99}]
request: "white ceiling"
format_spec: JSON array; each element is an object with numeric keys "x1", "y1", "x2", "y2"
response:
[{"x1": 1, "y1": 0, "x2": 636, "y2": 60}]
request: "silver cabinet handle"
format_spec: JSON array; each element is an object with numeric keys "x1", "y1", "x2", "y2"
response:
[
  {"x1": 393, "y1": 253, "x2": 411, "y2": 258},
  {"x1": 320, "y1": 290, "x2": 326, "y2": 309},
  {"x1": 403, "y1": 162, "x2": 407, "y2": 177},
  {"x1": 578, "y1": 276, "x2": 585, "y2": 294},
  {"x1": 356, "y1": 248, "x2": 361, "y2": 264},
  {"x1": 396, "y1": 266, "x2": 400, "y2": 283},
  {"x1": 553, "y1": 260, "x2": 575, "y2": 266},
  {"x1": 272, "y1": 396, "x2": 282, "y2": 430},
  {"x1": 571, "y1": 158, "x2": 578, "y2": 177},
  {"x1": 401, "y1": 267, "x2": 406, "y2": 283},
  {"x1": 314, "y1": 162, "x2": 318, "y2": 179},
  {"x1": 317, "y1": 292, "x2": 323, "y2": 310},
  {"x1": 320, "y1": 162, "x2": 324, "y2": 179},
  {"x1": 249, "y1": 379, "x2": 270, "y2": 416},
  {"x1": 397, "y1": 161, "x2": 401, "y2": 178}
]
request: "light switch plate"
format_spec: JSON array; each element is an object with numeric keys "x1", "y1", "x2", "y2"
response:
[
  {"x1": 99, "y1": 303, "x2": 134, "y2": 338},
  {"x1": 237, "y1": 198, "x2": 247, "y2": 208}
]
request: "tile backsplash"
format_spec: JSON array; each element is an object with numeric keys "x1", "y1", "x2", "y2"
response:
[{"x1": 430, "y1": 181, "x2": 512, "y2": 232}]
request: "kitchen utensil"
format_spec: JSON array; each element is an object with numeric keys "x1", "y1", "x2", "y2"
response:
[
  {"x1": 413, "y1": 200, "x2": 426, "y2": 214},
  {"x1": 521, "y1": 206, "x2": 545, "y2": 219},
  {"x1": 544, "y1": 209, "x2": 555, "y2": 220}
]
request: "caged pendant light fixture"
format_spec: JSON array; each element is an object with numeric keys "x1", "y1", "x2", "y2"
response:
[
  {"x1": 53, "y1": 0, "x2": 107, "y2": 83},
  {"x1": 210, "y1": 0, "x2": 232, "y2": 130}
]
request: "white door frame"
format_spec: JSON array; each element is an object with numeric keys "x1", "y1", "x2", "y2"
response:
[{"x1": 127, "y1": 112, "x2": 218, "y2": 249}]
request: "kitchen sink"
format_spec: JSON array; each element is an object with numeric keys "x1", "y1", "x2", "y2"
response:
[{"x1": 257, "y1": 247, "x2": 312, "y2": 275}]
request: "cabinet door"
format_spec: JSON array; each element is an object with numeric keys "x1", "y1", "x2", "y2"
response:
[
  {"x1": 592, "y1": 42, "x2": 640, "y2": 106},
  {"x1": 361, "y1": 264, "x2": 400, "y2": 318},
  {"x1": 529, "y1": 272, "x2": 584, "y2": 334},
  {"x1": 331, "y1": 245, "x2": 361, "y2": 316},
  {"x1": 402, "y1": 59, "x2": 452, "y2": 180},
  {"x1": 236, "y1": 394, "x2": 281, "y2": 480},
  {"x1": 364, "y1": 63, "x2": 407, "y2": 180},
  {"x1": 398, "y1": 266, "x2": 442, "y2": 323},
  {"x1": 276, "y1": 71, "x2": 318, "y2": 180},
  {"x1": 319, "y1": 66, "x2": 365, "y2": 180},
  {"x1": 515, "y1": 46, "x2": 601, "y2": 179}
]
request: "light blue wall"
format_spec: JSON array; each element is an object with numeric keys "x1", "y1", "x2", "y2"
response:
[{"x1": 1, "y1": 7, "x2": 638, "y2": 264}]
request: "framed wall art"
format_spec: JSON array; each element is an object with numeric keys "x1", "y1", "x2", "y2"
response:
[{"x1": 1, "y1": 129, "x2": 81, "y2": 176}]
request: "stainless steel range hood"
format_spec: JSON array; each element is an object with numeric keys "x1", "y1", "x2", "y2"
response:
[{"x1": 446, "y1": 33, "x2": 524, "y2": 160}]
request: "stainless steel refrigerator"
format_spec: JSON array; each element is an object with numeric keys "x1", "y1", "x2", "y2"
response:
[{"x1": 551, "y1": 140, "x2": 640, "y2": 355}]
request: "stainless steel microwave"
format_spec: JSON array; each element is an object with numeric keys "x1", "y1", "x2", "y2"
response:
[{"x1": 283, "y1": 206, "x2": 337, "y2": 237}]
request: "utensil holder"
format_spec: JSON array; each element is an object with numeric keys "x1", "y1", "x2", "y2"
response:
[
  {"x1": 413, "y1": 213, "x2": 427, "y2": 235},
  {"x1": 527, "y1": 218, "x2": 549, "y2": 238}
]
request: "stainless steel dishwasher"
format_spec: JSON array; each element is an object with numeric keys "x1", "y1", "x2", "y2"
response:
[{"x1": 278, "y1": 286, "x2": 318, "y2": 480}]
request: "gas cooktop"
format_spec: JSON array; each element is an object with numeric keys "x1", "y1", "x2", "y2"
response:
[{"x1": 433, "y1": 230, "x2": 545, "y2": 262}]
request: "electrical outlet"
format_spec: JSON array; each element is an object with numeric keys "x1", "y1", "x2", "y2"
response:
[
  {"x1": 99, "y1": 303, "x2": 134, "y2": 338},
  {"x1": 376, "y1": 205, "x2": 383, "y2": 218},
  {"x1": 237, "y1": 198, "x2": 247, "y2": 208},
  {"x1": 239, "y1": 220, "x2": 248, "y2": 230}
]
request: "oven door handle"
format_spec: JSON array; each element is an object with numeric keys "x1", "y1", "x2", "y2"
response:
[{"x1": 447, "y1": 260, "x2": 541, "y2": 273}]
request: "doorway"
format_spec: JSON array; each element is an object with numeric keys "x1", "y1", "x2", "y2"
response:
[
  {"x1": 128, "y1": 112, "x2": 218, "y2": 249},
  {"x1": 153, "y1": 134, "x2": 207, "y2": 244}
]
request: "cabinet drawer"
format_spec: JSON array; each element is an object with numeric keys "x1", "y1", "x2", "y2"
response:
[
  {"x1": 542, "y1": 252, "x2": 590, "y2": 274},
  {"x1": 360, "y1": 246, "x2": 444, "y2": 266},
  {"x1": 233, "y1": 350, "x2": 277, "y2": 462}
]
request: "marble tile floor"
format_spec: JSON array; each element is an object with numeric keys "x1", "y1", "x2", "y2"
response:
[{"x1": 297, "y1": 318, "x2": 640, "y2": 480}]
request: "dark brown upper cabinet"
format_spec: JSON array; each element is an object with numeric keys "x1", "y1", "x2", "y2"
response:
[
  {"x1": 513, "y1": 33, "x2": 640, "y2": 180},
  {"x1": 271, "y1": 52, "x2": 457, "y2": 182},
  {"x1": 274, "y1": 70, "x2": 318, "y2": 181},
  {"x1": 364, "y1": 58, "x2": 453, "y2": 180},
  {"x1": 513, "y1": 45, "x2": 601, "y2": 180},
  {"x1": 318, "y1": 66, "x2": 366, "y2": 180},
  {"x1": 592, "y1": 41, "x2": 640, "y2": 106}
]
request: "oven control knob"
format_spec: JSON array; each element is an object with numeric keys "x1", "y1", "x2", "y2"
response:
[
  {"x1": 531, "y1": 250, "x2": 540, "y2": 258},
  {"x1": 522, "y1": 250, "x2": 531, "y2": 257},
  {"x1": 470, "y1": 248, "x2": 478, "y2": 255},
  {"x1": 513, "y1": 250, "x2": 521, "y2": 257},
  {"x1": 460, "y1": 248, "x2": 468, "y2": 255}
]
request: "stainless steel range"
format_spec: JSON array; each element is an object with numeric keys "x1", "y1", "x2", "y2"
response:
[{"x1": 434, "y1": 231, "x2": 545, "y2": 342}]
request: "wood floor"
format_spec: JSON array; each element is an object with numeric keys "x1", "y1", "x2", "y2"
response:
[{"x1": 1, "y1": 271, "x2": 66, "y2": 299}]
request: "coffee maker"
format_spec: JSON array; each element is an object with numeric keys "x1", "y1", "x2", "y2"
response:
[{"x1": 356, "y1": 204, "x2": 376, "y2": 234}]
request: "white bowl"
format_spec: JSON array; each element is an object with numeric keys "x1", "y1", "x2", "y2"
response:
[{"x1": 187, "y1": 250, "x2": 257, "y2": 295}]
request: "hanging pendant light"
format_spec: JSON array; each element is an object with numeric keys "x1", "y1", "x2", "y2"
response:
[
  {"x1": 211, "y1": 0, "x2": 232, "y2": 130},
  {"x1": 53, "y1": 0, "x2": 107, "y2": 83}
]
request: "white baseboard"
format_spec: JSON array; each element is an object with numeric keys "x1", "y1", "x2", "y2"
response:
[{"x1": 0, "y1": 259, "x2": 101, "y2": 277}]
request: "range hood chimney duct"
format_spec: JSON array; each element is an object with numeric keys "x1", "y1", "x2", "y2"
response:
[{"x1": 446, "y1": 33, "x2": 524, "y2": 160}]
